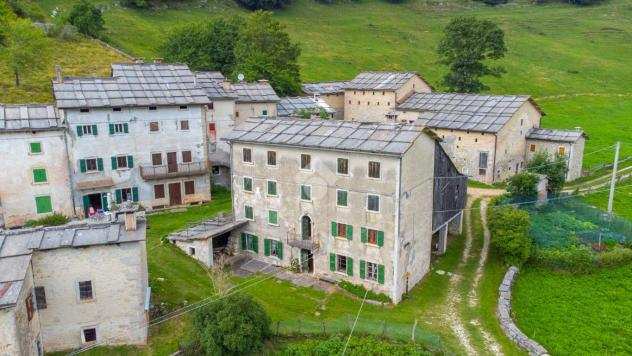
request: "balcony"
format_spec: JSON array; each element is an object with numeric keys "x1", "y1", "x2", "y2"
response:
[{"x1": 140, "y1": 161, "x2": 210, "y2": 180}]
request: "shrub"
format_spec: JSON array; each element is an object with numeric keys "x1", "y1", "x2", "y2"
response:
[
  {"x1": 338, "y1": 280, "x2": 391, "y2": 303},
  {"x1": 282, "y1": 335, "x2": 430, "y2": 355},
  {"x1": 596, "y1": 247, "x2": 632, "y2": 268},
  {"x1": 6, "y1": 0, "x2": 46, "y2": 21},
  {"x1": 532, "y1": 245, "x2": 594, "y2": 273},
  {"x1": 24, "y1": 213, "x2": 70, "y2": 227},
  {"x1": 186, "y1": 293, "x2": 271, "y2": 355},
  {"x1": 527, "y1": 151, "x2": 567, "y2": 195},
  {"x1": 67, "y1": 0, "x2": 104, "y2": 38},
  {"x1": 235, "y1": 0, "x2": 291, "y2": 10},
  {"x1": 475, "y1": 0, "x2": 508, "y2": 4},
  {"x1": 507, "y1": 172, "x2": 539, "y2": 201},
  {"x1": 488, "y1": 206, "x2": 533, "y2": 266},
  {"x1": 120, "y1": 0, "x2": 149, "y2": 8}
]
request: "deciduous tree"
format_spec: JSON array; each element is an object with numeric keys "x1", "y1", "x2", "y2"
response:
[
  {"x1": 67, "y1": 0, "x2": 105, "y2": 38},
  {"x1": 527, "y1": 151, "x2": 567, "y2": 195}
]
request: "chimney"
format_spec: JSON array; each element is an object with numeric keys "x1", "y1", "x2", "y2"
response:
[
  {"x1": 124, "y1": 212, "x2": 137, "y2": 231},
  {"x1": 54, "y1": 65, "x2": 62, "y2": 82}
]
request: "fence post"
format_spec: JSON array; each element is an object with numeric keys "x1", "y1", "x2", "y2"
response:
[
  {"x1": 276, "y1": 321, "x2": 280, "y2": 337},
  {"x1": 411, "y1": 319, "x2": 418, "y2": 342},
  {"x1": 322, "y1": 320, "x2": 326, "y2": 335}
]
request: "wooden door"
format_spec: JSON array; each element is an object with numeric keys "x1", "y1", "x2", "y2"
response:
[
  {"x1": 168, "y1": 182, "x2": 182, "y2": 206},
  {"x1": 167, "y1": 152, "x2": 178, "y2": 173}
]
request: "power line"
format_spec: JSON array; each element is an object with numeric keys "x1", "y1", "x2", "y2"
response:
[{"x1": 342, "y1": 288, "x2": 369, "y2": 356}]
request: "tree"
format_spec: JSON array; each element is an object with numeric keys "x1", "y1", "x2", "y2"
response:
[
  {"x1": 67, "y1": 0, "x2": 105, "y2": 38},
  {"x1": 188, "y1": 293, "x2": 271, "y2": 355},
  {"x1": 233, "y1": 11, "x2": 301, "y2": 96},
  {"x1": 527, "y1": 151, "x2": 567, "y2": 195},
  {"x1": 507, "y1": 172, "x2": 538, "y2": 201},
  {"x1": 437, "y1": 16, "x2": 506, "y2": 93},
  {"x1": 5, "y1": 18, "x2": 49, "y2": 86},
  {"x1": 0, "y1": 0, "x2": 16, "y2": 45},
  {"x1": 488, "y1": 205, "x2": 533, "y2": 266},
  {"x1": 161, "y1": 17, "x2": 241, "y2": 74},
  {"x1": 235, "y1": 0, "x2": 291, "y2": 10}
]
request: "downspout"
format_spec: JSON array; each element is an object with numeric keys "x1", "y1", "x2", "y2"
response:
[{"x1": 392, "y1": 157, "x2": 402, "y2": 302}]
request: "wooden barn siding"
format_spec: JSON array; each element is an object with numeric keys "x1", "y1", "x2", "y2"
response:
[{"x1": 432, "y1": 142, "x2": 467, "y2": 231}]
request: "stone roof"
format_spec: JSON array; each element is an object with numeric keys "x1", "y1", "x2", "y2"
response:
[
  {"x1": 277, "y1": 97, "x2": 335, "y2": 117},
  {"x1": 0, "y1": 104, "x2": 61, "y2": 132},
  {"x1": 0, "y1": 216, "x2": 146, "y2": 308},
  {"x1": 398, "y1": 93, "x2": 536, "y2": 134},
  {"x1": 168, "y1": 214, "x2": 248, "y2": 242},
  {"x1": 53, "y1": 63, "x2": 210, "y2": 109},
  {"x1": 195, "y1": 72, "x2": 238, "y2": 100},
  {"x1": 302, "y1": 81, "x2": 347, "y2": 95},
  {"x1": 231, "y1": 81, "x2": 280, "y2": 103},
  {"x1": 526, "y1": 128, "x2": 584, "y2": 143},
  {"x1": 223, "y1": 117, "x2": 430, "y2": 156},
  {"x1": 344, "y1": 72, "x2": 417, "y2": 91}
]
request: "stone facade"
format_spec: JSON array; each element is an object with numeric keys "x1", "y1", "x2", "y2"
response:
[
  {"x1": 526, "y1": 136, "x2": 585, "y2": 181},
  {"x1": 234, "y1": 102, "x2": 277, "y2": 124}
]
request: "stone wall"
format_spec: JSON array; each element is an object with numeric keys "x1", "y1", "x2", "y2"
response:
[{"x1": 497, "y1": 266, "x2": 549, "y2": 356}]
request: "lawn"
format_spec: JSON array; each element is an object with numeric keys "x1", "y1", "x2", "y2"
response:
[
  {"x1": 583, "y1": 183, "x2": 632, "y2": 221},
  {"x1": 512, "y1": 265, "x2": 632, "y2": 355}
]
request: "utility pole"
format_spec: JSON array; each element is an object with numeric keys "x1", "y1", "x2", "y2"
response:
[{"x1": 607, "y1": 141, "x2": 620, "y2": 214}]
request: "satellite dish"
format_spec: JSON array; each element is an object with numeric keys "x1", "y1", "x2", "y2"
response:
[{"x1": 237, "y1": 73, "x2": 245, "y2": 82}]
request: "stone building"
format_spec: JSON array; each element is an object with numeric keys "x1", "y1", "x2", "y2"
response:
[
  {"x1": 52, "y1": 63, "x2": 212, "y2": 216},
  {"x1": 277, "y1": 96, "x2": 335, "y2": 119},
  {"x1": 0, "y1": 212, "x2": 148, "y2": 354},
  {"x1": 231, "y1": 81, "x2": 279, "y2": 123},
  {"x1": 301, "y1": 81, "x2": 347, "y2": 119},
  {"x1": 0, "y1": 104, "x2": 74, "y2": 228},
  {"x1": 526, "y1": 128, "x2": 586, "y2": 181},
  {"x1": 223, "y1": 118, "x2": 466, "y2": 303}
]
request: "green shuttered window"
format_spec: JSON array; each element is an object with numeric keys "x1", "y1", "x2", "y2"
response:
[
  {"x1": 268, "y1": 210, "x2": 278, "y2": 225},
  {"x1": 337, "y1": 190, "x2": 348, "y2": 207},
  {"x1": 35, "y1": 196, "x2": 52, "y2": 214},
  {"x1": 267, "y1": 180, "x2": 277, "y2": 196},
  {"x1": 264, "y1": 239, "x2": 283, "y2": 259},
  {"x1": 32, "y1": 168, "x2": 47, "y2": 183},
  {"x1": 245, "y1": 205, "x2": 254, "y2": 220},
  {"x1": 241, "y1": 233, "x2": 259, "y2": 253},
  {"x1": 330, "y1": 221, "x2": 353, "y2": 240},
  {"x1": 244, "y1": 177, "x2": 253, "y2": 192},
  {"x1": 29, "y1": 142, "x2": 42, "y2": 154},
  {"x1": 361, "y1": 227, "x2": 384, "y2": 247},
  {"x1": 360, "y1": 260, "x2": 385, "y2": 285}
]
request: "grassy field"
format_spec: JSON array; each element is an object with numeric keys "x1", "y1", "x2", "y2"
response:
[
  {"x1": 512, "y1": 265, "x2": 632, "y2": 355},
  {"x1": 583, "y1": 183, "x2": 632, "y2": 221}
]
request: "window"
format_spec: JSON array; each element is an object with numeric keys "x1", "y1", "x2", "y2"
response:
[
  {"x1": 184, "y1": 180, "x2": 195, "y2": 195},
  {"x1": 111, "y1": 155, "x2": 133, "y2": 170},
  {"x1": 180, "y1": 120, "x2": 190, "y2": 130},
  {"x1": 366, "y1": 261, "x2": 379, "y2": 281},
  {"x1": 148, "y1": 106, "x2": 157, "y2": 111},
  {"x1": 267, "y1": 151, "x2": 277, "y2": 166},
  {"x1": 337, "y1": 158, "x2": 349, "y2": 175},
  {"x1": 35, "y1": 196, "x2": 52, "y2": 214},
  {"x1": 244, "y1": 205, "x2": 254, "y2": 220},
  {"x1": 530, "y1": 144, "x2": 536, "y2": 152},
  {"x1": 82, "y1": 328, "x2": 97, "y2": 343},
  {"x1": 558, "y1": 146, "x2": 566, "y2": 156},
  {"x1": 331, "y1": 221, "x2": 352, "y2": 239},
  {"x1": 34, "y1": 286, "x2": 47, "y2": 310},
  {"x1": 268, "y1": 210, "x2": 278, "y2": 225},
  {"x1": 367, "y1": 194, "x2": 380, "y2": 212},
  {"x1": 208, "y1": 123, "x2": 216, "y2": 135},
  {"x1": 25, "y1": 294, "x2": 34, "y2": 321},
  {"x1": 77, "y1": 125, "x2": 97, "y2": 136},
  {"x1": 115, "y1": 187, "x2": 137, "y2": 203},
  {"x1": 243, "y1": 148, "x2": 252, "y2": 163},
  {"x1": 336, "y1": 255, "x2": 347, "y2": 273},
  {"x1": 368, "y1": 161, "x2": 381, "y2": 179},
  {"x1": 32, "y1": 168, "x2": 47, "y2": 183},
  {"x1": 360, "y1": 260, "x2": 384, "y2": 284},
  {"x1": 241, "y1": 233, "x2": 258, "y2": 252},
  {"x1": 267, "y1": 180, "x2": 277, "y2": 196},
  {"x1": 109, "y1": 123, "x2": 128, "y2": 135},
  {"x1": 362, "y1": 227, "x2": 384, "y2": 246},
  {"x1": 262, "y1": 110, "x2": 268, "y2": 116},
  {"x1": 337, "y1": 190, "x2": 348, "y2": 207},
  {"x1": 300, "y1": 185, "x2": 311, "y2": 201},
  {"x1": 79, "y1": 158, "x2": 103, "y2": 173},
  {"x1": 212, "y1": 166, "x2": 220, "y2": 175},
  {"x1": 188, "y1": 247, "x2": 195, "y2": 255},
  {"x1": 152, "y1": 153, "x2": 163, "y2": 166},
  {"x1": 78, "y1": 281, "x2": 93, "y2": 300},
  {"x1": 478, "y1": 152, "x2": 489, "y2": 176},
  {"x1": 182, "y1": 150, "x2": 192, "y2": 163},
  {"x1": 113, "y1": 107, "x2": 122, "y2": 112},
  {"x1": 117, "y1": 155, "x2": 129, "y2": 169},
  {"x1": 300, "y1": 154, "x2": 311, "y2": 170},
  {"x1": 29, "y1": 142, "x2": 42, "y2": 154},
  {"x1": 265, "y1": 239, "x2": 282, "y2": 258},
  {"x1": 149, "y1": 122, "x2": 159, "y2": 132},
  {"x1": 244, "y1": 177, "x2": 253, "y2": 192},
  {"x1": 80, "y1": 108, "x2": 90, "y2": 113},
  {"x1": 154, "y1": 184, "x2": 165, "y2": 199},
  {"x1": 179, "y1": 105, "x2": 188, "y2": 110}
]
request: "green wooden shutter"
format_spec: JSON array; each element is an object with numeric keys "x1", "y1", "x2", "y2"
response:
[
  {"x1": 79, "y1": 159, "x2": 87, "y2": 173},
  {"x1": 359, "y1": 260, "x2": 366, "y2": 279},
  {"x1": 346, "y1": 225, "x2": 353, "y2": 241},
  {"x1": 361, "y1": 227, "x2": 367, "y2": 243},
  {"x1": 123, "y1": 123, "x2": 129, "y2": 133},
  {"x1": 252, "y1": 236, "x2": 259, "y2": 253},
  {"x1": 91, "y1": 124, "x2": 98, "y2": 135},
  {"x1": 76, "y1": 126, "x2": 83, "y2": 137},
  {"x1": 378, "y1": 264, "x2": 385, "y2": 285},
  {"x1": 377, "y1": 231, "x2": 384, "y2": 247},
  {"x1": 346, "y1": 257, "x2": 353, "y2": 276},
  {"x1": 115, "y1": 189, "x2": 122, "y2": 204},
  {"x1": 97, "y1": 158, "x2": 104, "y2": 171},
  {"x1": 277, "y1": 241, "x2": 283, "y2": 260},
  {"x1": 82, "y1": 195, "x2": 91, "y2": 214},
  {"x1": 127, "y1": 155, "x2": 134, "y2": 168},
  {"x1": 111, "y1": 156, "x2": 118, "y2": 170},
  {"x1": 329, "y1": 253, "x2": 336, "y2": 271},
  {"x1": 132, "y1": 187, "x2": 139, "y2": 202},
  {"x1": 33, "y1": 169, "x2": 47, "y2": 183},
  {"x1": 264, "y1": 239, "x2": 271, "y2": 256},
  {"x1": 109, "y1": 124, "x2": 115, "y2": 135},
  {"x1": 331, "y1": 221, "x2": 337, "y2": 237},
  {"x1": 240, "y1": 233, "x2": 247, "y2": 250},
  {"x1": 35, "y1": 196, "x2": 52, "y2": 214},
  {"x1": 30, "y1": 142, "x2": 42, "y2": 154},
  {"x1": 101, "y1": 193, "x2": 109, "y2": 211}
]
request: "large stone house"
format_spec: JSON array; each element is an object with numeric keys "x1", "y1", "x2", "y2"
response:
[
  {"x1": 223, "y1": 118, "x2": 466, "y2": 303},
  {"x1": 0, "y1": 105, "x2": 74, "y2": 228},
  {"x1": 0, "y1": 212, "x2": 148, "y2": 354},
  {"x1": 52, "y1": 63, "x2": 212, "y2": 216},
  {"x1": 231, "y1": 81, "x2": 279, "y2": 123}
]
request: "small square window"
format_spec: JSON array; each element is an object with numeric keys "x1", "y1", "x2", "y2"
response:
[
  {"x1": 149, "y1": 122, "x2": 159, "y2": 132},
  {"x1": 336, "y1": 255, "x2": 347, "y2": 273},
  {"x1": 182, "y1": 150, "x2": 192, "y2": 163},
  {"x1": 180, "y1": 120, "x2": 190, "y2": 130},
  {"x1": 34, "y1": 286, "x2": 47, "y2": 310},
  {"x1": 184, "y1": 180, "x2": 195, "y2": 195},
  {"x1": 113, "y1": 107, "x2": 122, "y2": 112},
  {"x1": 35, "y1": 196, "x2": 52, "y2": 214},
  {"x1": 212, "y1": 166, "x2": 220, "y2": 175},
  {"x1": 367, "y1": 229, "x2": 378, "y2": 245},
  {"x1": 268, "y1": 210, "x2": 278, "y2": 225},
  {"x1": 243, "y1": 148, "x2": 252, "y2": 163},
  {"x1": 188, "y1": 247, "x2": 195, "y2": 255},
  {"x1": 337, "y1": 190, "x2": 348, "y2": 207},
  {"x1": 267, "y1": 151, "x2": 277, "y2": 166},
  {"x1": 368, "y1": 161, "x2": 381, "y2": 179},
  {"x1": 366, "y1": 261, "x2": 378, "y2": 281},
  {"x1": 367, "y1": 194, "x2": 380, "y2": 212},
  {"x1": 152, "y1": 153, "x2": 162, "y2": 166},
  {"x1": 558, "y1": 146, "x2": 566, "y2": 156},
  {"x1": 337, "y1": 158, "x2": 348, "y2": 175},
  {"x1": 179, "y1": 105, "x2": 188, "y2": 110},
  {"x1": 300, "y1": 185, "x2": 311, "y2": 201},
  {"x1": 148, "y1": 106, "x2": 157, "y2": 111},
  {"x1": 80, "y1": 108, "x2": 90, "y2": 113},
  {"x1": 244, "y1": 177, "x2": 253, "y2": 192},
  {"x1": 244, "y1": 205, "x2": 254, "y2": 220},
  {"x1": 154, "y1": 184, "x2": 165, "y2": 199},
  {"x1": 29, "y1": 142, "x2": 42, "y2": 154},
  {"x1": 82, "y1": 328, "x2": 97, "y2": 343},
  {"x1": 33, "y1": 168, "x2": 48, "y2": 183},
  {"x1": 530, "y1": 144, "x2": 536, "y2": 152},
  {"x1": 262, "y1": 110, "x2": 268, "y2": 116},
  {"x1": 117, "y1": 156, "x2": 129, "y2": 169},
  {"x1": 78, "y1": 281, "x2": 93, "y2": 300},
  {"x1": 300, "y1": 154, "x2": 311, "y2": 170},
  {"x1": 85, "y1": 158, "x2": 98, "y2": 172}
]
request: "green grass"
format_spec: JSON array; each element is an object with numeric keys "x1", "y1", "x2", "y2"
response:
[
  {"x1": 582, "y1": 183, "x2": 632, "y2": 221},
  {"x1": 512, "y1": 265, "x2": 632, "y2": 355}
]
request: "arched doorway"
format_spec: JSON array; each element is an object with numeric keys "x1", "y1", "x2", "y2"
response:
[{"x1": 301, "y1": 215, "x2": 312, "y2": 240}]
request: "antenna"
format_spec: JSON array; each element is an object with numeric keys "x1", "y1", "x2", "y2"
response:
[{"x1": 237, "y1": 73, "x2": 245, "y2": 82}]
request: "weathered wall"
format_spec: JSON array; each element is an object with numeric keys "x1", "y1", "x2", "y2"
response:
[
  {"x1": 525, "y1": 137, "x2": 585, "y2": 181},
  {"x1": 432, "y1": 129, "x2": 497, "y2": 184},
  {"x1": 234, "y1": 102, "x2": 277, "y2": 124},
  {"x1": 394, "y1": 76, "x2": 432, "y2": 101},
  {"x1": 174, "y1": 239, "x2": 213, "y2": 267},
  {"x1": 211, "y1": 166, "x2": 231, "y2": 188},
  {"x1": 318, "y1": 93, "x2": 345, "y2": 119},
  {"x1": 32, "y1": 241, "x2": 148, "y2": 352},
  {"x1": 0, "y1": 130, "x2": 74, "y2": 227},
  {"x1": 343, "y1": 90, "x2": 397, "y2": 122},
  {"x1": 0, "y1": 307, "x2": 20, "y2": 356}
]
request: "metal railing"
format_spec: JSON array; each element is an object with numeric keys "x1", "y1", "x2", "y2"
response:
[{"x1": 140, "y1": 161, "x2": 210, "y2": 180}]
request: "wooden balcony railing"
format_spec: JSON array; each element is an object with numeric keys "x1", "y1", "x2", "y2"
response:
[{"x1": 140, "y1": 161, "x2": 210, "y2": 180}]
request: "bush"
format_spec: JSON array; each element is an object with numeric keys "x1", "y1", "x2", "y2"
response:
[
  {"x1": 282, "y1": 335, "x2": 430, "y2": 355},
  {"x1": 488, "y1": 206, "x2": 533, "y2": 266},
  {"x1": 67, "y1": 0, "x2": 104, "y2": 38},
  {"x1": 120, "y1": 0, "x2": 149, "y2": 8},
  {"x1": 475, "y1": 0, "x2": 508, "y2": 4},
  {"x1": 338, "y1": 280, "x2": 391, "y2": 303},
  {"x1": 596, "y1": 247, "x2": 632, "y2": 268},
  {"x1": 6, "y1": 0, "x2": 46, "y2": 21},
  {"x1": 24, "y1": 213, "x2": 70, "y2": 227},
  {"x1": 507, "y1": 172, "x2": 539, "y2": 201},
  {"x1": 235, "y1": 0, "x2": 291, "y2": 10},
  {"x1": 186, "y1": 293, "x2": 271, "y2": 355},
  {"x1": 532, "y1": 245, "x2": 594, "y2": 273}
]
